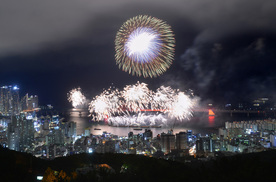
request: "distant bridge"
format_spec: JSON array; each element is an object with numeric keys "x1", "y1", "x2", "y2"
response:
[{"x1": 194, "y1": 108, "x2": 276, "y2": 117}]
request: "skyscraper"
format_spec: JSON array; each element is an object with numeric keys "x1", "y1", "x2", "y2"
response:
[
  {"x1": 143, "y1": 129, "x2": 153, "y2": 140},
  {"x1": 0, "y1": 86, "x2": 10, "y2": 115},
  {"x1": 196, "y1": 136, "x2": 213, "y2": 154},
  {"x1": 176, "y1": 132, "x2": 188, "y2": 150},
  {"x1": 187, "y1": 130, "x2": 193, "y2": 143},
  {"x1": 161, "y1": 132, "x2": 175, "y2": 154},
  {"x1": 11, "y1": 86, "x2": 20, "y2": 114},
  {"x1": 7, "y1": 114, "x2": 35, "y2": 152},
  {"x1": 0, "y1": 85, "x2": 21, "y2": 116},
  {"x1": 46, "y1": 129, "x2": 64, "y2": 145},
  {"x1": 19, "y1": 115, "x2": 35, "y2": 150},
  {"x1": 7, "y1": 122, "x2": 20, "y2": 151},
  {"x1": 66, "y1": 121, "x2": 77, "y2": 138},
  {"x1": 28, "y1": 95, "x2": 38, "y2": 110},
  {"x1": 21, "y1": 93, "x2": 29, "y2": 111}
]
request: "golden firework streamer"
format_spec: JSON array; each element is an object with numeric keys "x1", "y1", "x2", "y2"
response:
[{"x1": 115, "y1": 15, "x2": 175, "y2": 78}]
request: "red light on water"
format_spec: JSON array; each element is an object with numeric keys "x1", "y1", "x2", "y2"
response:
[{"x1": 209, "y1": 116, "x2": 215, "y2": 125}]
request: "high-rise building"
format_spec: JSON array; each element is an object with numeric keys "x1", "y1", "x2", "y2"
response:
[
  {"x1": 46, "y1": 129, "x2": 65, "y2": 145},
  {"x1": 103, "y1": 140, "x2": 116, "y2": 153},
  {"x1": 128, "y1": 131, "x2": 134, "y2": 139},
  {"x1": 28, "y1": 95, "x2": 38, "y2": 110},
  {"x1": 270, "y1": 135, "x2": 276, "y2": 147},
  {"x1": 0, "y1": 85, "x2": 21, "y2": 116},
  {"x1": 47, "y1": 145, "x2": 57, "y2": 159},
  {"x1": 84, "y1": 128, "x2": 90, "y2": 136},
  {"x1": 176, "y1": 132, "x2": 188, "y2": 150},
  {"x1": 143, "y1": 129, "x2": 153, "y2": 140},
  {"x1": 196, "y1": 136, "x2": 213, "y2": 154},
  {"x1": 7, "y1": 123, "x2": 20, "y2": 151},
  {"x1": 7, "y1": 116, "x2": 20, "y2": 151},
  {"x1": 187, "y1": 130, "x2": 193, "y2": 143},
  {"x1": 161, "y1": 132, "x2": 175, "y2": 154},
  {"x1": 11, "y1": 86, "x2": 20, "y2": 114},
  {"x1": 7, "y1": 114, "x2": 35, "y2": 152},
  {"x1": 0, "y1": 86, "x2": 10, "y2": 115},
  {"x1": 20, "y1": 93, "x2": 29, "y2": 111},
  {"x1": 19, "y1": 116, "x2": 35, "y2": 150},
  {"x1": 66, "y1": 121, "x2": 77, "y2": 138}
]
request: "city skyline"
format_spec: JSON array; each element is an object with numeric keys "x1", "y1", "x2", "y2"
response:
[
  {"x1": 0, "y1": 85, "x2": 38, "y2": 116},
  {"x1": 1, "y1": 0, "x2": 276, "y2": 108}
]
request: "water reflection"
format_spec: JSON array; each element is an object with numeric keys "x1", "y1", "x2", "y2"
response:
[
  {"x1": 66, "y1": 109, "x2": 223, "y2": 136},
  {"x1": 208, "y1": 116, "x2": 215, "y2": 126},
  {"x1": 68, "y1": 109, "x2": 274, "y2": 136}
]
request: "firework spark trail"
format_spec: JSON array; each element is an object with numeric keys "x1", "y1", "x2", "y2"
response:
[
  {"x1": 67, "y1": 88, "x2": 86, "y2": 108},
  {"x1": 108, "y1": 113, "x2": 167, "y2": 127},
  {"x1": 166, "y1": 92, "x2": 195, "y2": 120},
  {"x1": 89, "y1": 94, "x2": 109, "y2": 121},
  {"x1": 152, "y1": 86, "x2": 175, "y2": 111},
  {"x1": 115, "y1": 15, "x2": 175, "y2": 78},
  {"x1": 122, "y1": 82, "x2": 151, "y2": 112},
  {"x1": 89, "y1": 87, "x2": 122, "y2": 121},
  {"x1": 89, "y1": 82, "x2": 198, "y2": 126}
]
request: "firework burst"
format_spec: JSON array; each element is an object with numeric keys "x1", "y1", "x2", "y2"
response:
[
  {"x1": 152, "y1": 86, "x2": 175, "y2": 111},
  {"x1": 89, "y1": 82, "x2": 197, "y2": 126},
  {"x1": 166, "y1": 92, "x2": 194, "y2": 120},
  {"x1": 108, "y1": 113, "x2": 167, "y2": 127},
  {"x1": 68, "y1": 88, "x2": 86, "y2": 108},
  {"x1": 115, "y1": 15, "x2": 175, "y2": 78},
  {"x1": 121, "y1": 82, "x2": 151, "y2": 112},
  {"x1": 89, "y1": 87, "x2": 122, "y2": 121}
]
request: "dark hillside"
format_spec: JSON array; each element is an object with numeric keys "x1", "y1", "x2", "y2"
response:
[{"x1": 1, "y1": 146, "x2": 276, "y2": 182}]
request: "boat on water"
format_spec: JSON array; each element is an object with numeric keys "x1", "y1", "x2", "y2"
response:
[{"x1": 133, "y1": 128, "x2": 143, "y2": 131}]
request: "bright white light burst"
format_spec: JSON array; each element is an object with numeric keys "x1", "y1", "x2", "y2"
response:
[
  {"x1": 167, "y1": 92, "x2": 194, "y2": 120},
  {"x1": 122, "y1": 82, "x2": 150, "y2": 111},
  {"x1": 125, "y1": 27, "x2": 161, "y2": 63},
  {"x1": 67, "y1": 88, "x2": 86, "y2": 108},
  {"x1": 89, "y1": 87, "x2": 123, "y2": 121},
  {"x1": 89, "y1": 82, "x2": 198, "y2": 126},
  {"x1": 108, "y1": 113, "x2": 167, "y2": 127}
]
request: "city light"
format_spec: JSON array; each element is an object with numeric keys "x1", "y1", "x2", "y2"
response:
[
  {"x1": 13, "y1": 86, "x2": 19, "y2": 90},
  {"x1": 37, "y1": 176, "x2": 43, "y2": 180}
]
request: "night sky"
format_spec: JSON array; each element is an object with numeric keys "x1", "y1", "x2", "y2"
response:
[{"x1": 1, "y1": 0, "x2": 276, "y2": 108}]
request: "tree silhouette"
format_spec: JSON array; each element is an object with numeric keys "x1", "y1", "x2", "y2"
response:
[
  {"x1": 42, "y1": 167, "x2": 57, "y2": 182},
  {"x1": 58, "y1": 170, "x2": 71, "y2": 182}
]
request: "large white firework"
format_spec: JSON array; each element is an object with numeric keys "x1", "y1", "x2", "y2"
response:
[
  {"x1": 68, "y1": 88, "x2": 86, "y2": 108},
  {"x1": 89, "y1": 87, "x2": 122, "y2": 121},
  {"x1": 89, "y1": 82, "x2": 197, "y2": 126},
  {"x1": 152, "y1": 86, "x2": 175, "y2": 111},
  {"x1": 121, "y1": 82, "x2": 151, "y2": 112},
  {"x1": 108, "y1": 113, "x2": 167, "y2": 127},
  {"x1": 166, "y1": 92, "x2": 194, "y2": 120}
]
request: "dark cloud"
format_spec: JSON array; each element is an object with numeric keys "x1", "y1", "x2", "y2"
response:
[
  {"x1": 180, "y1": 33, "x2": 276, "y2": 105},
  {"x1": 2, "y1": 0, "x2": 275, "y2": 56},
  {"x1": 1, "y1": 0, "x2": 276, "y2": 107}
]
